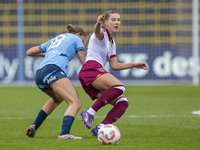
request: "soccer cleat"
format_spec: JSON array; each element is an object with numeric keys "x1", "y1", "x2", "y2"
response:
[
  {"x1": 26, "y1": 124, "x2": 36, "y2": 137},
  {"x1": 91, "y1": 124, "x2": 102, "y2": 136},
  {"x1": 58, "y1": 134, "x2": 82, "y2": 140},
  {"x1": 81, "y1": 110, "x2": 94, "y2": 129}
]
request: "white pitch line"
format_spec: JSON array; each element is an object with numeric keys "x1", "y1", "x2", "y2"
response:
[
  {"x1": 192, "y1": 110, "x2": 200, "y2": 115},
  {"x1": 89, "y1": 115, "x2": 200, "y2": 118},
  {"x1": 0, "y1": 117, "x2": 25, "y2": 119},
  {"x1": 0, "y1": 115, "x2": 199, "y2": 120},
  {"x1": 128, "y1": 115, "x2": 200, "y2": 118}
]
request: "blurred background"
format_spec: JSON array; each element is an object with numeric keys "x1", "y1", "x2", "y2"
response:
[{"x1": 0, "y1": 0, "x2": 199, "y2": 86}]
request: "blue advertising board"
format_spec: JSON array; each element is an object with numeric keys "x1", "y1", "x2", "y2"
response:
[{"x1": 0, "y1": 46, "x2": 198, "y2": 85}]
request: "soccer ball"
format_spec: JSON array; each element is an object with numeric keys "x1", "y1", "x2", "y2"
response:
[{"x1": 97, "y1": 124, "x2": 120, "y2": 145}]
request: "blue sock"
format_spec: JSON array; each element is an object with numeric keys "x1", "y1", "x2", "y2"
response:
[
  {"x1": 60, "y1": 115, "x2": 75, "y2": 135},
  {"x1": 32, "y1": 110, "x2": 48, "y2": 130}
]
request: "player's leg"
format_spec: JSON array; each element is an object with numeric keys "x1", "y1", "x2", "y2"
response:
[
  {"x1": 36, "y1": 91, "x2": 63, "y2": 128},
  {"x1": 50, "y1": 78, "x2": 82, "y2": 139},
  {"x1": 26, "y1": 91, "x2": 63, "y2": 137},
  {"x1": 91, "y1": 96, "x2": 129, "y2": 136},
  {"x1": 41, "y1": 92, "x2": 63, "y2": 115},
  {"x1": 91, "y1": 73, "x2": 124, "y2": 91},
  {"x1": 90, "y1": 73, "x2": 125, "y2": 112},
  {"x1": 50, "y1": 78, "x2": 81, "y2": 117},
  {"x1": 81, "y1": 73, "x2": 126, "y2": 129},
  {"x1": 102, "y1": 96, "x2": 129, "y2": 124}
]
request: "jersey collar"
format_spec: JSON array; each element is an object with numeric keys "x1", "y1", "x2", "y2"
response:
[{"x1": 105, "y1": 28, "x2": 113, "y2": 42}]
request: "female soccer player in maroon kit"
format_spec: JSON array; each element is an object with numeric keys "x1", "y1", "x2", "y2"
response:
[{"x1": 79, "y1": 10, "x2": 148, "y2": 136}]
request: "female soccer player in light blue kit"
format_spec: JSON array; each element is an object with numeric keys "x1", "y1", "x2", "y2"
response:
[{"x1": 25, "y1": 24, "x2": 86, "y2": 139}]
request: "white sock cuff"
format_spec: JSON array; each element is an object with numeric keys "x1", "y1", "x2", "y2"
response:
[
  {"x1": 87, "y1": 108, "x2": 96, "y2": 116},
  {"x1": 115, "y1": 96, "x2": 128, "y2": 105},
  {"x1": 113, "y1": 85, "x2": 126, "y2": 93}
]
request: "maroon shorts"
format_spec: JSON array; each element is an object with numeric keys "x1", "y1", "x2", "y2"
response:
[{"x1": 79, "y1": 60, "x2": 108, "y2": 100}]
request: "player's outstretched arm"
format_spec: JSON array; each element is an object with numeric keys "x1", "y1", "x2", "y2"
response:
[
  {"x1": 26, "y1": 46, "x2": 45, "y2": 57},
  {"x1": 109, "y1": 56, "x2": 148, "y2": 71},
  {"x1": 94, "y1": 15, "x2": 104, "y2": 40}
]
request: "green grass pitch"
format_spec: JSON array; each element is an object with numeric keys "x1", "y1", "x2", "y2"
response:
[{"x1": 0, "y1": 86, "x2": 200, "y2": 150}]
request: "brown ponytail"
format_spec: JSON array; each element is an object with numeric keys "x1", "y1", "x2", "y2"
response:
[{"x1": 66, "y1": 24, "x2": 86, "y2": 36}]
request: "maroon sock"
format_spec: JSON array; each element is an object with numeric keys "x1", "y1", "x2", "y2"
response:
[
  {"x1": 102, "y1": 101, "x2": 129, "y2": 124},
  {"x1": 91, "y1": 86, "x2": 124, "y2": 112}
]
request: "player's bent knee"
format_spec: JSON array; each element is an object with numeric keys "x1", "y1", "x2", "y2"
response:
[
  {"x1": 113, "y1": 85, "x2": 126, "y2": 93},
  {"x1": 53, "y1": 97, "x2": 63, "y2": 104},
  {"x1": 119, "y1": 100, "x2": 129, "y2": 110},
  {"x1": 74, "y1": 99, "x2": 82, "y2": 110},
  {"x1": 123, "y1": 101, "x2": 129, "y2": 109},
  {"x1": 68, "y1": 98, "x2": 82, "y2": 110},
  {"x1": 115, "y1": 96, "x2": 128, "y2": 105}
]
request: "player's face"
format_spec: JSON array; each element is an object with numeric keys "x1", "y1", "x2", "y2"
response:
[{"x1": 105, "y1": 13, "x2": 120, "y2": 34}]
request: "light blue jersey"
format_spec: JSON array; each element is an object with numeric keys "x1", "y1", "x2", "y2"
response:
[{"x1": 37, "y1": 33, "x2": 85, "y2": 76}]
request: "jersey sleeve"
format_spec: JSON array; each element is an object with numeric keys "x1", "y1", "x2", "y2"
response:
[
  {"x1": 38, "y1": 39, "x2": 52, "y2": 53},
  {"x1": 75, "y1": 38, "x2": 85, "y2": 52}
]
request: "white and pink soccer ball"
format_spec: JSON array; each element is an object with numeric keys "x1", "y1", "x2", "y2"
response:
[{"x1": 97, "y1": 124, "x2": 121, "y2": 145}]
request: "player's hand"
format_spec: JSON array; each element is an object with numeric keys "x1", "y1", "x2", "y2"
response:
[
  {"x1": 97, "y1": 15, "x2": 104, "y2": 24},
  {"x1": 134, "y1": 62, "x2": 148, "y2": 70}
]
